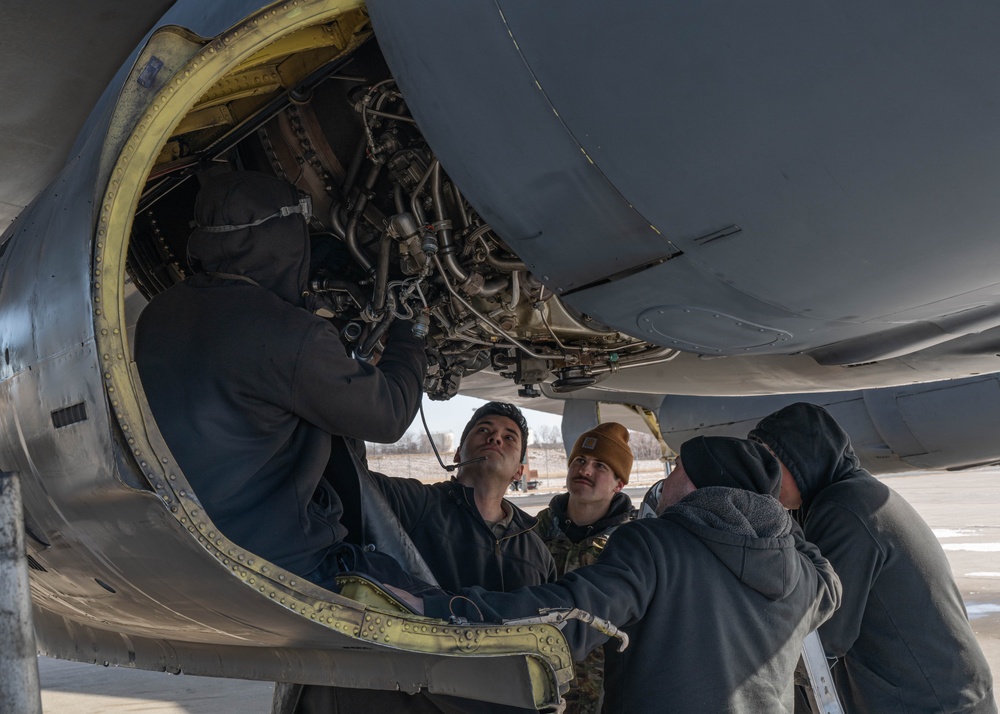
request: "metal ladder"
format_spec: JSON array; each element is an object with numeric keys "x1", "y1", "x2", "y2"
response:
[{"x1": 797, "y1": 631, "x2": 844, "y2": 714}]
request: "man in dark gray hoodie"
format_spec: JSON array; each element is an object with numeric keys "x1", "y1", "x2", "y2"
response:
[
  {"x1": 395, "y1": 436, "x2": 841, "y2": 713},
  {"x1": 135, "y1": 171, "x2": 430, "y2": 593},
  {"x1": 750, "y1": 402, "x2": 997, "y2": 714}
]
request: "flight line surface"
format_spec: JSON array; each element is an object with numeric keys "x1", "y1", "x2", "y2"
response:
[{"x1": 38, "y1": 468, "x2": 1000, "y2": 713}]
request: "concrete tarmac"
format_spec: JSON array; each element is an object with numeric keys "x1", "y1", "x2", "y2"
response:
[{"x1": 38, "y1": 468, "x2": 1000, "y2": 712}]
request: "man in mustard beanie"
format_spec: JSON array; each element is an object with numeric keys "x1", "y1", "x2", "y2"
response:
[{"x1": 534, "y1": 422, "x2": 636, "y2": 713}]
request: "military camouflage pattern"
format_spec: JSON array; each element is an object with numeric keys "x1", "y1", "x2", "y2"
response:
[{"x1": 536, "y1": 500, "x2": 632, "y2": 714}]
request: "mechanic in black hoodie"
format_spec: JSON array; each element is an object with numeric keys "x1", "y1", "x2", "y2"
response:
[
  {"x1": 394, "y1": 436, "x2": 841, "y2": 713},
  {"x1": 135, "y1": 171, "x2": 431, "y2": 593},
  {"x1": 750, "y1": 402, "x2": 997, "y2": 714}
]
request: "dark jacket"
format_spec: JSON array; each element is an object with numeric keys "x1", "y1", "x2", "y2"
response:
[
  {"x1": 426, "y1": 487, "x2": 841, "y2": 713},
  {"x1": 751, "y1": 403, "x2": 997, "y2": 714},
  {"x1": 326, "y1": 475, "x2": 558, "y2": 714},
  {"x1": 135, "y1": 172, "x2": 426, "y2": 577},
  {"x1": 370, "y1": 475, "x2": 556, "y2": 591}
]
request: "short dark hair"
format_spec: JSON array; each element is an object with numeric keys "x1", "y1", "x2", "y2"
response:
[{"x1": 459, "y1": 401, "x2": 529, "y2": 461}]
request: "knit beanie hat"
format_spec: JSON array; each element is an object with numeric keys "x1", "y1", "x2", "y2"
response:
[
  {"x1": 568, "y1": 423, "x2": 634, "y2": 484},
  {"x1": 680, "y1": 436, "x2": 780, "y2": 497}
]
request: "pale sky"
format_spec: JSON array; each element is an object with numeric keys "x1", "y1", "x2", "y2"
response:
[{"x1": 407, "y1": 394, "x2": 563, "y2": 443}]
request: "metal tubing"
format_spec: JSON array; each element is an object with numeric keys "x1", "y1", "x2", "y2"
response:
[
  {"x1": 344, "y1": 163, "x2": 382, "y2": 272},
  {"x1": 0, "y1": 472, "x2": 42, "y2": 714},
  {"x1": 505, "y1": 270, "x2": 521, "y2": 310},
  {"x1": 344, "y1": 215, "x2": 371, "y2": 271},
  {"x1": 409, "y1": 159, "x2": 437, "y2": 225},
  {"x1": 341, "y1": 134, "x2": 367, "y2": 194},
  {"x1": 310, "y1": 277, "x2": 367, "y2": 309},
  {"x1": 485, "y1": 252, "x2": 527, "y2": 272},
  {"x1": 430, "y1": 163, "x2": 468, "y2": 282},
  {"x1": 590, "y1": 346, "x2": 679, "y2": 375},
  {"x1": 372, "y1": 232, "x2": 392, "y2": 313},
  {"x1": 357, "y1": 314, "x2": 395, "y2": 359},
  {"x1": 393, "y1": 183, "x2": 405, "y2": 215},
  {"x1": 328, "y1": 203, "x2": 346, "y2": 240},
  {"x1": 471, "y1": 226, "x2": 527, "y2": 272},
  {"x1": 451, "y1": 183, "x2": 470, "y2": 230},
  {"x1": 615, "y1": 346, "x2": 679, "y2": 366},
  {"x1": 432, "y1": 255, "x2": 551, "y2": 359},
  {"x1": 476, "y1": 276, "x2": 509, "y2": 298}
]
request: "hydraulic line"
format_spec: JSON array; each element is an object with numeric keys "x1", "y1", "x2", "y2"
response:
[
  {"x1": 475, "y1": 229, "x2": 527, "y2": 272},
  {"x1": 432, "y1": 255, "x2": 551, "y2": 360},
  {"x1": 344, "y1": 162, "x2": 382, "y2": 272},
  {"x1": 357, "y1": 313, "x2": 395, "y2": 360},
  {"x1": 430, "y1": 162, "x2": 468, "y2": 282},
  {"x1": 372, "y1": 232, "x2": 392, "y2": 313},
  {"x1": 590, "y1": 346, "x2": 680, "y2": 375}
]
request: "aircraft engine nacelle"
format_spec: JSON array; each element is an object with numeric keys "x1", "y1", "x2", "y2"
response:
[
  {"x1": 0, "y1": 2, "x2": 573, "y2": 707},
  {"x1": 658, "y1": 374, "x2": 1000, "y2": 474}
]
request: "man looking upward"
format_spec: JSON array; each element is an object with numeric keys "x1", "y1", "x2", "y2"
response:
[
  {"x1": 534, "y1": 423, "x2": 635, "y2": 713},
  {"x1": 370, "y1": 401, "x2": 556, "y2": 593}
]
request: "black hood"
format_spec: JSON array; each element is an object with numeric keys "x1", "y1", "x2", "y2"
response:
[
  {"x1": 663, "y1": 487, "x2": 797, "y2": 601},
  {"x1": 187, "y1": 171, "x2": 311, "y2": 307},
  {"x1": 748, "y1": 402, "x2": 862, "y2": 515},
  {"x1": 547, "y1": 491, "x2": 634, "y2": 543}
]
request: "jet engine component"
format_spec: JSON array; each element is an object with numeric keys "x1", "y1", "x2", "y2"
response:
[{"x1": 126, "y1": 42, "x2": 675, "y2": 401}]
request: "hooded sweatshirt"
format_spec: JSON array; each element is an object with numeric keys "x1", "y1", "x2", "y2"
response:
[
  {"x1": 425, "y1": 487, "x2": 841, "y2": 713},
  {"x1": 751, "y1": 403, "x2": 997, "y2": 714},
  {"x1": 135, "y1": 172, "x2": 426, "y2": 577}
]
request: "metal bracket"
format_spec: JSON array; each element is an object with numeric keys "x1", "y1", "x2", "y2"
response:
[
  {"x1": 798, "y1": 631, "x2": 844, "y2": 714},
  {"x1": 503, "y1": 607, "x2": 629, "y2": 653}
]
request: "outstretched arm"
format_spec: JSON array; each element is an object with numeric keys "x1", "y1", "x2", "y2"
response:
[
  {"x1": 422, "y1": 523, "x2": 659, "y2": 660},
  {"x1": 292, "y1": 319, "x2": 428, "y2": 443}
]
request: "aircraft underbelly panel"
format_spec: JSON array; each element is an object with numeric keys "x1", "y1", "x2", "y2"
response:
[
  {"x1": 367, "y1": 0, "x2": 679, "y2": 294},
  {"x1": 370, "y1": 0, "x2": 1000, "y2": 361},
  {"x1": 497, "y1": 3, "x2": 1000, "y2": 318}
]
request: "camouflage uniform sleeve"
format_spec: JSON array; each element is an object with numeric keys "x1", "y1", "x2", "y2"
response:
[{"x1": 562, "y1": 646, "x2": 605, "y2": 714}]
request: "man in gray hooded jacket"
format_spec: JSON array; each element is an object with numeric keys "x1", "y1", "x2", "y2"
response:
[
  {"x1": 135, "y1": 171, "x2": 429, "y2": 593},
  {"x1": 750, "y1": 403, "x2": 996, "y2": 714},
  {"x1": 397, "y1": 436, "x2": 841, "y2": 713}
]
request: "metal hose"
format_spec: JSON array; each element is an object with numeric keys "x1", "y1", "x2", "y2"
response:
[
  {"x1": 357, "y1": 314, "x2": 395, "y2": 361},
  {"x1": 590, "y1": 346, "x2": 680, "y2": 375},
  {"x1": 432, "y1": 255, "x2": 551, "y2": 360},
  {"x1": 372, "y1": 232, "x2": 392, "y2": 313},
  {"x1": 430, "y1": 162, "x2": 468, "y2": 282},
  {"x1": 344, "y1": 163, "x2": 382, "y2": 272}
]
